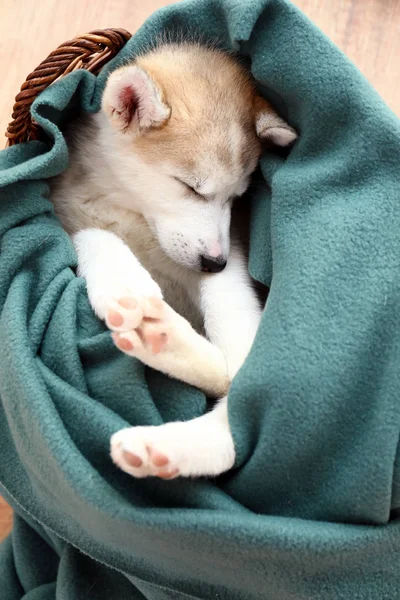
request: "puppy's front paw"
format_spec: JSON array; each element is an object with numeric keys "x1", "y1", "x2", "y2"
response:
[
  {"x1": 108, "y1": 295, "x2": 192, "y2": 360},
  {"x1": 92, "y1": 266, "x2": 162, "y2": 323}
]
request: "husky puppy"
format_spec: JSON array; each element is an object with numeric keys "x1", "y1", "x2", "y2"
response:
[{"x1": 52, "y1": 43, "x2": 296, "y2": 479}]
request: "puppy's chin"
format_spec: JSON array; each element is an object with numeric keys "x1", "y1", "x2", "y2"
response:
[
  {"x1": 161, "y1": 247, "x2": 201, "y2": 272},
  {"x1": 173, "y1": 256, "x2": 202, "y2": 272}
]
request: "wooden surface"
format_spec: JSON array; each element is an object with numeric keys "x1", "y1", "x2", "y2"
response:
[
  {"x1": 0, "y1": 496, "x2": 12, "y2": 542},
  {"x1": 1, "y1": 0, "x2": 399, "y2": 543},
  {"x1": 1, "y1": 0, "x2": 400, "y2": 143}
]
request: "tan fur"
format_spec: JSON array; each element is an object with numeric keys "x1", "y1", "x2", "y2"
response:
[{"x1": 132, "y1": 45, "x2": 261, "y2": 172}]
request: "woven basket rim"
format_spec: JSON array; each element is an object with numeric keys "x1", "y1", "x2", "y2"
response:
[{"x1": 5, "y1": 27, "x2": 132, "y2": 147}]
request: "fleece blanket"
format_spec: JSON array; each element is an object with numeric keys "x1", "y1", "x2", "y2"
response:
[{"x1": 1, "y1": 0, "x2": 400, "y2": 598}]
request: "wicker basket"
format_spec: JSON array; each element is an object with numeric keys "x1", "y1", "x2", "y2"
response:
[{"x1": 5, "y1": 28, "x2": 132, "y2": 147}]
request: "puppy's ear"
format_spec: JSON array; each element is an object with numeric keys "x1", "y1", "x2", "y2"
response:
[
  {"x1": 254, "y1": 96, "x2": 297, "y2": 146},
  {"x1": 102, "y1": 65, "x2": 171, "y2": 133}
]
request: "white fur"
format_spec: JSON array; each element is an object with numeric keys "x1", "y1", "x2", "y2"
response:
[
  {"x1": 111, "y1": 397, "x2": 234, "y2": 478},
  {"x1": 51, "y1": 46, "x2": 296, "y2": 479}
]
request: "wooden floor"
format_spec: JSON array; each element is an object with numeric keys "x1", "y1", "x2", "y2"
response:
[
  {"x1": 0, "y1": 0, "x2": 399, "y2": 542},
  {"x1": 0, "y1": 496, "x2": 12, "y2": 541}
]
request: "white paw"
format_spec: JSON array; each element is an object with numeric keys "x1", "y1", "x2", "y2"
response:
[
  {"x1": 110, "y1": 400, "x2": 236, "y2": 479},
  {"x1": 92, "y1": 268, "x2": 163, "y2": 326},
  {"x1": 111, "y1": 424, "x2": 187, "y2": 479},
  {"x1": 106, "y1": 295, "x2": 192, "y2": 360}
]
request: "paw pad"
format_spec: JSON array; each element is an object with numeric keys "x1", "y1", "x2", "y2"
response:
[
  {"x1": 111, "y1": 431, "x2": 181, "y2": 479},
  {"x1": 108, "y1": 310, "x2": 124, "y2": 327},
  {"x1": 113, "y1": 335, "x2": 134, "y2": 352},
  {"x1": 122, "y1": 451, "x2": 143, "y2": 468},
  {"x1": 119, "y1": 297, "x2": 137, "y2": 309},
  {"x1": 146, "y1": 330, "x2": 168, "y2": 354},
  {"x1": 157, "y1": 469, "x2": 180, "y2": 479},
  {"x1": 150, "y1": 449, "x2": 169, "y2": 467}
]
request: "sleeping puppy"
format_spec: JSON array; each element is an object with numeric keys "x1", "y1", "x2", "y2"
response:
[{"x1": 52, "y1": 43, "x2": 296, "y2": 479}]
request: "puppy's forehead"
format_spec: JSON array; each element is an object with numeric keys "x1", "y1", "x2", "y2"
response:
[
  {"x1": 134, "y1": 45, "x2": 262, "y2": 176},
  {"x1": 197, "y1": 121, "x2": 260, "y2": 177},
  {"x1": 138, "y1": 44, "x2": 256, "y2": 127}
]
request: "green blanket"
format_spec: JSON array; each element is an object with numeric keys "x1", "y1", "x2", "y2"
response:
[{"x1": 1, "y1": 0, "x2": 400, "y2": 598}]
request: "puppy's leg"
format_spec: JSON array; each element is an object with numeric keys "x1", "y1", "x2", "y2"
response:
[
  {"x1": 73, "y1": 228, "x2": 163, "y2": 319},
  {"x1": 74, "y1": 229, "x2": 229, "y2": 397},
  {"x1": 110, "y1": 297, "x2": 230, "y2": 398},
  {"x1": 111, "y1": 396, "x2": 234, "y2": 478},
  {"x1": 110, "y1": 246, "x2": 262, "y2": 479},
  {"x1": 199, "y1": 244, "x2": 263, "y2": 378}
]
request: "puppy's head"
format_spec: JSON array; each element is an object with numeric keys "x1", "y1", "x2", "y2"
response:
[{"x1": 102, "y1": 44, "x2": 297, "y2": 272}]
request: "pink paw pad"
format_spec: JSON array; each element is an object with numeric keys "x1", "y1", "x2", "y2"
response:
[
  {"x1": 108, "y1": 310, "x2": 124, "y2": 327},
  {"x1": 146, "y1": 330, "x2": 168, "y2": 354},
  {"x1": 149, "y1": 449, "x2": 169, "y2": 467},
  {"x1": 122, "y1": 450, "x2": 143, "y2": 468},
  {"x1": 118, "y1": 297, "x2": 137, "y2": 310},
  {"x1": 157, "y1": 469, "x2": 180, "y2": 480},
  {"x1": 112, "y1": 333, "x2": 134, "y2": 352}
]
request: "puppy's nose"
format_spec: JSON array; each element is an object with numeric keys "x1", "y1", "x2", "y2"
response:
[{"x1": 200, "y1": 255, "x2": 227, "y2": 273}]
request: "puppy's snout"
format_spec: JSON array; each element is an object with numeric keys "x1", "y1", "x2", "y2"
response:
[{"x1": 200, "y1": 254, "x2": 227, "y2": 273}]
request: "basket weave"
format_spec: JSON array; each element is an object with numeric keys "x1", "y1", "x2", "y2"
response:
[{"x1": 5, "y1": 28, "x2": 132, "y2": 147}]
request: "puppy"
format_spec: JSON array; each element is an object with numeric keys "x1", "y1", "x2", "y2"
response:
[{"x1": 52, "y1": 43, "x2": 297, "y2": 479}]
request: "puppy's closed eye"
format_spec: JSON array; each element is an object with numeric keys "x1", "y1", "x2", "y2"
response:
[{"x1": 174, "y1": 178, "x2": 207, "y2": 201}]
